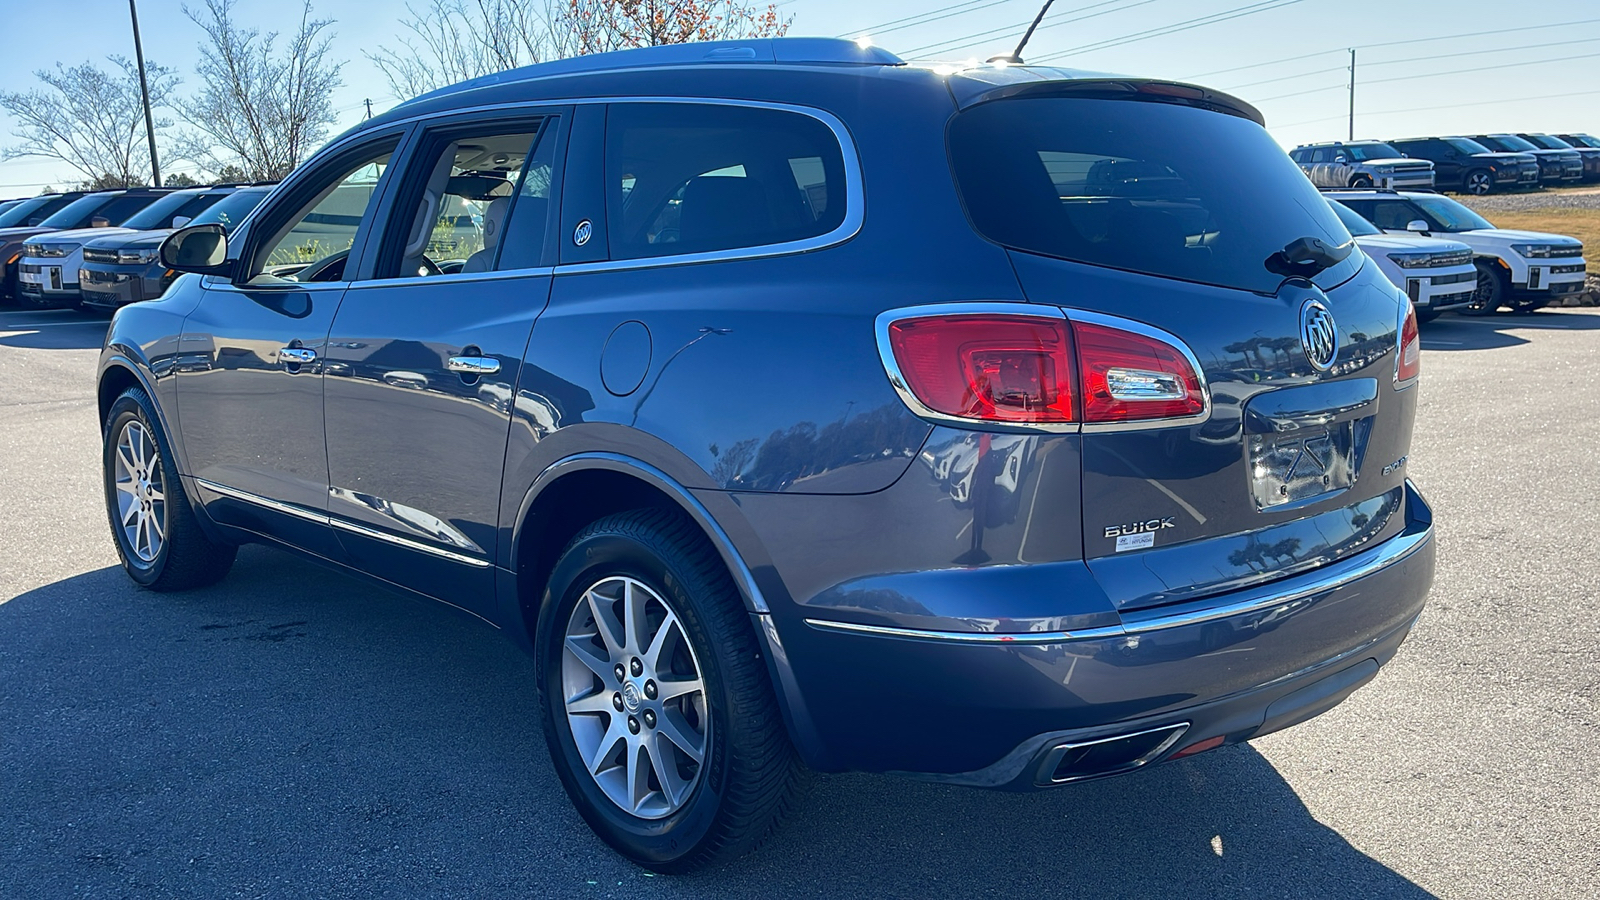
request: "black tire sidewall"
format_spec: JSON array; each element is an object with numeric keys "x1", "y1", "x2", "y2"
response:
[
  {"x1": 1467, "y1": 262, "x2": 1505, "y2": 315},
  {"x1": 1465, "y1": 170, "x2": 1492, "y2": 194},
  {"x1": 535, "y1": 529, "x2": 733, "y2": 867},
  {"x1": 103, "y1": 393, "x2": 174, "y2": 586}
]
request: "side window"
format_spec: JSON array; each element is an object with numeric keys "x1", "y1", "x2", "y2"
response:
[
  {"x1": 1311, "y1": 148, "x2": 1330, "y2": 164},
  {"x1": 605, "y1": 102, "x2": 848, "y2": 260},
  {"x1": 1289, "y1": 149, "x2": 1305, "y2": 164},
  {"x1": 251, "y1": 146, "x2": 394, "y2": 283},
  {"x1": 495, "y1": 122, "x2": 560, "y2": 271},
  {"x1": 380, "y1": 122, "x2": 552, "y2": 278}
]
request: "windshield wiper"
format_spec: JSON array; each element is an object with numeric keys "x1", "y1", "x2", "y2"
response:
[{"x1": 1265, "y1": 235, "x2": 1353, "y2": 279}]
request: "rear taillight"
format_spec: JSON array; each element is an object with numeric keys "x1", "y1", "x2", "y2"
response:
[
  {"x1": 880, "y1": 306, "x2": 1206, "y2": 429},
  {"x1": 1395, "y1": 302, "x2": 1420, "y2": 387},
  {"x1": 885, "y1": 314, "x2": 1075, "y2": 426},
  {"x1": 1074, "y1": 320, "x2": 1205, "y2": 423}
]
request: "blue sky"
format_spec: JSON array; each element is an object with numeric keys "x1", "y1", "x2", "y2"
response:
[{"x1": 2, "y1": 0, "x2": 1597, "y2": 192}]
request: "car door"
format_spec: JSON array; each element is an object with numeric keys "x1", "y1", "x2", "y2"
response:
[
  {"x1": 1427, "y1": 140, "x2": 1462, "y2": 187},
  {"x1": 178, "y1": 132, "x2": 406, "y2": 560},
  {"x1": 320, "y1": 110, "x2": 567, "y2": 618}
]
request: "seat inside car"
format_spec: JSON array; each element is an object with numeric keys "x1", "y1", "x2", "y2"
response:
[
  {"x1": 461, "y1": 196, "x2": 510, "y2": 272},
  {"x1": 679, "y1": 175, "x2": 775, "y2": 250}
]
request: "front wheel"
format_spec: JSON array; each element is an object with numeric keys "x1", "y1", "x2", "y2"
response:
[
  {"x1": 1464, "y1": 170, "x2": 1494, "y2": 195},
  {"x1": 103, "y1": 388, "x2": 237, "y2": 590},
  {"x1": 535, "y1": 509, "x2": 804, "y2": 872},
  {"x1": 1464, "y1": 262, "x2": 1506, "y2": 315},
  {"x1": 1350, "y1": 175, "x2": 1374, "y2": 189}
]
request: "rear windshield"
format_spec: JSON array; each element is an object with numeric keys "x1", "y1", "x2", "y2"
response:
[{"x1": 949, "y1": 96, "x2": 1353, "y2": 295}]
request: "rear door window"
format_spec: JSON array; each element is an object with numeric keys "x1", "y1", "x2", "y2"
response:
[
  {"x1": 604, "y1": 102, "x2": 848, "y2": 260},
  {"x1": 948, "y1": 95, "x2": 1354, "y2": 295}
]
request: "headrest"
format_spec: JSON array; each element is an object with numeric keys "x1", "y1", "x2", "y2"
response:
[
  {"x1": 481, "y1": 196, "x2": 511, "y2": 250},
  {"x1": 679, "y1": 176, "x2": 773, "y2": 248}
]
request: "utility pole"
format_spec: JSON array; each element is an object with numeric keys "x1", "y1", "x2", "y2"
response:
[
  {"x1": 364, "y1": 98, "x2": 374, "y2": 119},
  {"x1": 129, "y1": 0, "x2": 161, "y2": 187},
  {"x1": 1347, "y1": 48, "x2": 1356, "y2": 142}
]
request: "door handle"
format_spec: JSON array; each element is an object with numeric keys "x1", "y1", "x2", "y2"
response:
[
  {"x1": 280, "y1": 347, "x2": 318, "y2": 364},
  {"x1": 447, "y1": 356, "x2": 501, "y2": 375}
]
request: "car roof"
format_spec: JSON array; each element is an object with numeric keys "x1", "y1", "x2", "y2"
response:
[{"x1": 361, "y1": 37, "x2": 1263, "y2": 129}]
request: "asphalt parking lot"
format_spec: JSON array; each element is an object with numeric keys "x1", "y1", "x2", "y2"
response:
[{"x1": 2, "y1": 305, "x2": 1597, "y2": 899}]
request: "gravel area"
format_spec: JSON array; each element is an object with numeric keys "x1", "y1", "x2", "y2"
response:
[{"x1": 1458, "y1": 186, "x2": 1600, "y2": 212}]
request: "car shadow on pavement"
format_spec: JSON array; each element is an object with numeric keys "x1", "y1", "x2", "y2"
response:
[
  {"x1": 0, "y1": 310, "x2": 112, "y2": 351},
  {"x1": 1421, "y1": 307, "x2": 1600, "y2": 351},
  {"x1": 0, "y1": 547, "x2": 1435, "y2": 899}
]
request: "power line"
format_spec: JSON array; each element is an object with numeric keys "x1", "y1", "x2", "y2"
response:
[
  {"x1": 901, "y1": 0, "x2": 1156, "y2": 59},
  {"x1": 1221, "y1": 33, "x2": 1600, "y2": 92},
  {"x1": 836, "y1": 0, "x2": 1019, "y2": 40},
  {"x1": 1187, "y1": 17, "x2": 1600, "y2": 79},
  {"x1": 1250, "y1": 47, "x2": 1600, "y2": 105},
  {"x1": 1274, "y1": 88, "x2": 1600, "y2": 131},
  {"x1": 1030, "y1": 0, "x2": 1308, "y2": 63}
]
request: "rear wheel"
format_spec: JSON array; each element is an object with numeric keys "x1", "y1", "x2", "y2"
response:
[
  {"x1": 535, "y1": 508, "x2": 804, "y2": 872},
  {"x1": 103, "y1": 388, "x2": 237, "y2": 590},
  {"x1": 1464, "y1": 169, "x2": 1494, "y2": 195},
  {"x1": 1464, "y1": 262, "x2": 1506, "y2": 315}
]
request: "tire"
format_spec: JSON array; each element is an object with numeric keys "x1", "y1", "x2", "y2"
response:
[
  {"x1": 1464, "y1": 262, "x2": 1506, "y2": 315},
  {"x1": 103, "y1": 387, "x2": 237, "y2": 590},
  {"x1": 1415, "y1": 307, "x2": 1442, "y2": 323},
  {"x1": 535, "y1": 508, "x2": 804, "y2": 872},
  {"x1": 1464, "y1": 169, "x2": 1494, "y2": 195},
  {"x1": 1350, "y1": 175, "x2": 1374, "y2": 189}
]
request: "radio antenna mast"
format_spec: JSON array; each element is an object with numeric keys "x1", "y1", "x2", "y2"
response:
[{"x1": 991, "y1": 0, "x2": 1057, "y2": 64}]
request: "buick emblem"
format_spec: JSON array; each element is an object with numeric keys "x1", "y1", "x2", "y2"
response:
[
  {"x1": 1300, "y1": 300, "x2": 1339, "y2": 372},
  {"x1": 573, "y1": 219, "x2": 593, "y2": 246}
]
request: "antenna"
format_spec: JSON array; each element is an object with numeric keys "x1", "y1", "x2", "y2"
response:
[
  {"x1": 364, "y1": 98, "x2": 375, "y2": 119},
  {"x1": 990, "y1": 0, "x2": 1057, "y2": 64}
]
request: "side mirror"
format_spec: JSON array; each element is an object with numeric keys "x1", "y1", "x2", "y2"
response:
[
  {"x1": 26, "y1": 217, "x2": 43, "y2": 226},
  {"x1": 160, "y1": 223, "x2": 230, "y2": 276},
  {"x1": 1406, "y1": 220, "x2": 1429, "y2": 233},
  {"x1": 1334, "y1": 155, "x2": 1348, "y2": 163},
  {"x1": 90, "y1": 216, "x2": 111, "y2": 228},
  {"x1": 170, "y1": 215, "x2": 191, "y2": 229}
]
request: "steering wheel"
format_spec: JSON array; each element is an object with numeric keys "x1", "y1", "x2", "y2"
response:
[
  {"x1": 416, "y1": 255, "x2": 443, "y2": 277},
  {"x1": 294, "y1": 250, "x2": 350, "y2": 283}
]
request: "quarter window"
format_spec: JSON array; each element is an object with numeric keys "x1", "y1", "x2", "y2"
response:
[{"x1": 604, "y1": 103, "x2": 847, "y2": 260}]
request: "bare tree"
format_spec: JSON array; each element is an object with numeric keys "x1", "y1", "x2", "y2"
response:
[
  {"x1": 176, "y1": 0, "x2": 344, "y2": 181},
  {"x1": 549, "y1": 0, "x2": 791, "y2": 58},
  {"x1": 0, "y1": 57, "x2": 177, "y2": 188},
  {"x1": 369, "y1": 0, "x2": 551, "y2": 98}
]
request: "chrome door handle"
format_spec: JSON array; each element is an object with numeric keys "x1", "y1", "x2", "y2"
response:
[
  {"x1": 447, "y1": 356, "x2": 501, "y2": 375},
  {"x1": 280, "y1": 347, "x2": 318, "y2": 364}
]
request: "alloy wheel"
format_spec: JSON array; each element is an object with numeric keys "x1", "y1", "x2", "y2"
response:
[
  {"x1": 1466, "y1": 171, "x2": 1492, "y2": 195},
  {"x1": 562, "y1": 575, "x2": 709, "y2": 820},
  {"x1": 112, "y1": 420, "x2": 166, "y2": 562}
]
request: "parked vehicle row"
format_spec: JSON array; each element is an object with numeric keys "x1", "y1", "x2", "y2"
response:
[
  {"x1": 100, "y1": 39, "x2": 1437, "y2": 872},
  {"x1": 1328, "y1": 188, "x2": 1586, "y2": 317},
  {"x1": 1293, "y1": 133, "x2": 1600, "y2": 194},
  {"x1": 0, "y1": 182, "x2": 273, "y2": 310}
]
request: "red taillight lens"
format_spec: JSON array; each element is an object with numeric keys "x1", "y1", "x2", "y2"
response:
[
  {"x1": 1396, "y1": 302, "x2": 1420, "y2": 386},
  {"x1": 1074, "y1": 321, "x2": 1205, "y2": 422},
  {"x1": 886, "y1": 314, "x2": 1076, "y2": 425}
]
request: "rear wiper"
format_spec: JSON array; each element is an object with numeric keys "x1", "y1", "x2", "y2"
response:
[{"x1": 1265, "y1": 235, "x2": 1354, "y2": 279}]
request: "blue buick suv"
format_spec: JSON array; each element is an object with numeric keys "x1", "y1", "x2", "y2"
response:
[{"x1": 98, "y1": 38, "x2": 1435, "y2": 872}]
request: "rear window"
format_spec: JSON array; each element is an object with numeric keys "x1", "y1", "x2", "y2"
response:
[
  {"x1": 605, "y1": 103, "x2": 847, "y2": 260},
  {"x1": 948, "y1": 96, "x2": 1353, "y2": 295}
]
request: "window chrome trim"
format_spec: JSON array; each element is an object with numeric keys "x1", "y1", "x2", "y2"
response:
[
  {"x1": 873, "y1": 301, "x2": 1081, "y2": 435},
  {"x1": 805, "y1": 510, "x2": 1432, "y2": 643},
  {"x1": 194, "y1": 477, "x2": 493, "y2": 568},
  {"x1": 329, "y1": 517, "x2": 492, "y2": 568},
  {"x1": 345, "y1": 266, "x2": 556, "y2": 291},
  {"x1": 300, "y1": 96, "x2": 863, "y2": 279}
]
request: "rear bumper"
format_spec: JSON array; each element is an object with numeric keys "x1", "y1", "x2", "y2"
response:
[{"x1": 780, "y1": 482, "x2": 1435, "y2": 785}]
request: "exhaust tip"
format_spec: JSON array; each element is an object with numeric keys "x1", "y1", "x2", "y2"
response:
[{"x1": 1036, "y1": 723, "x2": 1189, "y2": 785}]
